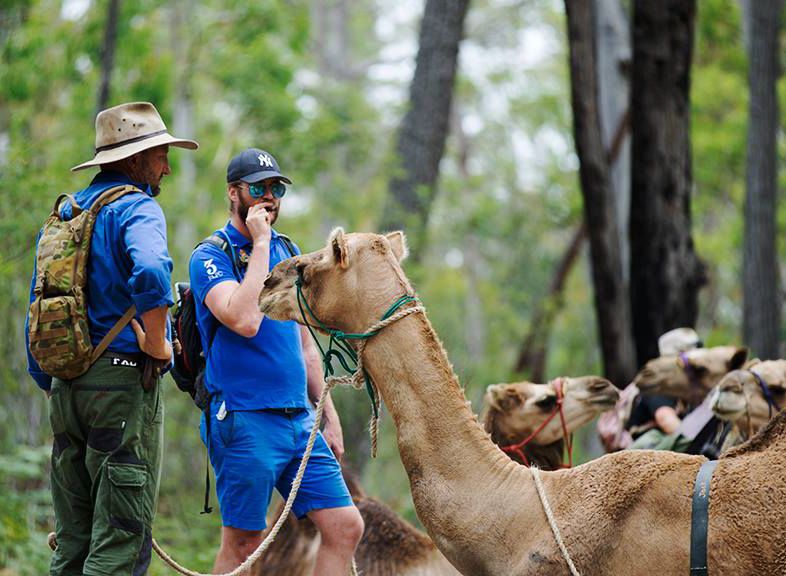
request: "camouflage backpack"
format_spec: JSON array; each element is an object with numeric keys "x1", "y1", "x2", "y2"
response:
[{"x1": 28, "y1": 185, "x2": 141, "y2": 380}]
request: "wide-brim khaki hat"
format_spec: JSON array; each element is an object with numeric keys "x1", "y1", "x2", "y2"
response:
[{"x1": 71, "y1": 101, "x2": 198, "y2": 172}]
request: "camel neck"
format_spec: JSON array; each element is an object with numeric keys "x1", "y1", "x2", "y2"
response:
[{"x1": 360, "y1": 309, "x2": 521, "y2": 534}]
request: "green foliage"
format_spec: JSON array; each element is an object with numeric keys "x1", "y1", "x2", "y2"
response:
[
  {"x1": 0, "y1": 0, "x2": 781, "y2": 562},
  {"x1": 0, "y1": 446, "x2": 52, "y2": 574}
]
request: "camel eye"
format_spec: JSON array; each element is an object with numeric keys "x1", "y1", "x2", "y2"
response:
[
  {"x1": 534, "y1": 395, "x2": 557, "y2": 410},
  {"x1": 295, "y1": 261, "x2": 309, "y2": 282}
]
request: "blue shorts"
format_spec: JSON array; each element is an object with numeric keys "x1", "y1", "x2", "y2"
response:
[{"x1": 200, "y1": 397, "x2": 353, "y2": 531}]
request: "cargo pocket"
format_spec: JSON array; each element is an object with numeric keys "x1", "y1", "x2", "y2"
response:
[
  {"x1": 108, "y1": 462, "x2": 147, "y2": 535},
  {"x1": 145, "y1": 384, "x2": 164, "y2": 425},
  {"x1": 215, "y1": 411, "x2": 236, "y2": 447}
]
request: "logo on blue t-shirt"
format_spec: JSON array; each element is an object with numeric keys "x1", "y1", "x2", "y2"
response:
[{"x1": 204, "y1": 258, "x2": 223, "y2": 280}]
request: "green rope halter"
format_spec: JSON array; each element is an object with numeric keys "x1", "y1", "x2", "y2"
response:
[{"x1": 295, "y1": 272, "x2": 418, "y2": 419}]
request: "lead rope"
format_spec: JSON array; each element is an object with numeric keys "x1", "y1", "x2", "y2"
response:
[
  {"x1": 150, "y1": 294, "x2": 424, "y2": 576},
  {"x1": 530, "y1": 467, "x2": 581, "y2": 576}
]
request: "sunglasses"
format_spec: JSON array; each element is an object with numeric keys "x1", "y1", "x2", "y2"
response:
[{"x1": 248, "y1": 180, "x2": 287, "y2": 199}]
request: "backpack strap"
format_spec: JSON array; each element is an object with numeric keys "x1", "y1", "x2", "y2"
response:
[
  {"x1": 84, "y1": 185, "x2": 146, "y2": 363},
  {"x1": 278, "y1": 233, "x2": 297, "y2": 257},
  {"x1": 90, "y1": 304, "x2": 138, "y2": 363},
  {"x1": 90, "y1": 184, "x2": 143, "y2": 214},
  {"x1": 52, "y1": 194, "x2": 82, "y2": 218}
]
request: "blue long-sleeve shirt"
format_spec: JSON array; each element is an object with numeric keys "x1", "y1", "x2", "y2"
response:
[{"x1": 26, "y1": 171, "x2": 174, "y2": 390}]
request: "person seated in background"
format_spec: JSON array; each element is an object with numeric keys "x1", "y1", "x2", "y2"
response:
[{"x1": 626, "y1": 327, "x2": 703, "y2": 451}]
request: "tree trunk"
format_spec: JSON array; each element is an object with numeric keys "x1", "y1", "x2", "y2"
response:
[
  {"x1": 740, "y1": 0, "x2": 783, "y2": 359},
  {"x1": 170, "y1": 0, "x2": 199, "y2": 252},
  {"x1": 630, "y1": 0, "x2": 706, "y2": 365},
  {"x1": 595, "y1": 0, "x2": 631, "y2": 284},
  {"x1": 564, "y1": 0, "x2": 637, "y2": 388},
  {"x1": 96, "y1": 0, "x2": 121, "y2": 114},
  {"x1": 379, "y1": 0, "x2": 470, "y2": 260}
]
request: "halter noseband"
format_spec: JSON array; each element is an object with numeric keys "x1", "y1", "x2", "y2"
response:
[{"x1": 499, "y1": 377, "x2": 574, "y2": 468}]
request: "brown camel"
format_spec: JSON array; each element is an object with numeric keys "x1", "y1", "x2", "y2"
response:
[
  {"x1": 482, "y1": 377, "x2": 619, "y2": 468},
  {"x1": 252, "y1": 469, "x2": 461, "y2": 576},
  {"x1": 632, "y1": 345, "x2": 748, "y2": 406},
  {"x1": 259, "y1": 228, "x2": 786, "y2": 575},
  {"x1": 709, "y1": 359, "x2": 786, "y2": 442}
]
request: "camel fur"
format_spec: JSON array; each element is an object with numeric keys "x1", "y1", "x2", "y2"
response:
[{"x1": 259, "y1": 229, "x2": 786, "y2": 575}]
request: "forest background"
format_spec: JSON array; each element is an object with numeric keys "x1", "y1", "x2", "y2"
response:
[{"x1": 1, "y1": 0, "x2": 784, "y2": 573}]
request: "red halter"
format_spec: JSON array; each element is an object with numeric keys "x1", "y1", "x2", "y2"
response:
[{"x1": 499, "y1": 377, "x2": 574, "y2": 468}]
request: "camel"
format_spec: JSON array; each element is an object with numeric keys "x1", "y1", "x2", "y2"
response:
[
  {"x1": 258, "y1": 228, "x2": 786, "y2": 575},
  {"x1": 632, "y1": 345, "x2": 748, "y2": 406},
  {"x1": 252, "y1": 470, "x2": 461, "y2": 576},
  {"x1": 709, "y1": 359, "x2": 786, "y2": 442},
  {"x1": 482, "y1": 377, "x2": 619, "y2": 468}
]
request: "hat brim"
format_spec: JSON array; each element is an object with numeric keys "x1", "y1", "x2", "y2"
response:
[
  {"x1": 71, "y1": 132, "x2": 199, "y2": 172},
  {"x1": 238, "y1": 170, "x2": 292, "y2": 185}
]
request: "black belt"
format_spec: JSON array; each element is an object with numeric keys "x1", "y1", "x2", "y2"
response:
[{"x1": 262, "y1": 407, "x2": 305, "y2": 415}]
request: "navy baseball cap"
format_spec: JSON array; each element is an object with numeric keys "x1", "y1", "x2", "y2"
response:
[{"x1": 226, "y1": 148, "x2": 292, "y2": 184}]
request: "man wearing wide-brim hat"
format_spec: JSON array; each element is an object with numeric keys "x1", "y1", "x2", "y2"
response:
[{"x1": 25, "y1": 101, "x2": 198, "y2": 575}]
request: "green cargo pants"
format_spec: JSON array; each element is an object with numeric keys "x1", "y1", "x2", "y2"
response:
[{"x1": 48, "y1": 354, "x2": 164, "y2": 576}]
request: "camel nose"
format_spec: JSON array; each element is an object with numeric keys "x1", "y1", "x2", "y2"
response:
[
  {"x1": 263, "y1": 273, "x2": 280, "y2": 290},
  {"x1": 590, "y1": 379, "x2": 613, "y2": 392}
]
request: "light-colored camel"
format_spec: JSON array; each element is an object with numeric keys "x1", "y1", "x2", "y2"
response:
[
  {"x1": 632, "y1": 345, "x2": 748, "y2": 406},
  {"x1": 709, "y1": 359, "x2": 786, "y2": 441},
  {"x1": 252, "y1": 472, "x2": 461, "y2": 576},
  {"x1": 259, "y1": 228, "x2": 786, "y2": 575},
  {"x1": 482, "y1": 377, "x2": 619, "y2": 468}
]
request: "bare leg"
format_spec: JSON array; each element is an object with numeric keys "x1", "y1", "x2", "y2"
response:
[
  {"x1": 308, "y1": 506, "x2": 364, "y2": 576},
  {"x1": 213, "y1": 525, "x2": 264, "y2": 573}
]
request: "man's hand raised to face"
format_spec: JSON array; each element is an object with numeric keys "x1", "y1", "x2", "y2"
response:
[{"x1": 246, "y1": 204, "x2": 271, "y2": 248}]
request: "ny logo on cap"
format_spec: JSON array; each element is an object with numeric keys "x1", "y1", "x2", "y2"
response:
[{"x1": 258, "y1": 153, "x2": 273, "y2": 168}]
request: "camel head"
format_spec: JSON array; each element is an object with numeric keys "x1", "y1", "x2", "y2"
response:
[
  {"x1": 259, "y1": 228, "x2": 412, "y2": 334},
  {"x1": 709, "y1": 360, "x2": 786, "y2": 430},
  {"x1": 633, "y1": 346, "x2": 748, "y2": 404},
  {"x1": 482, "y1": 376, "x2": 619, "y2": 446}
]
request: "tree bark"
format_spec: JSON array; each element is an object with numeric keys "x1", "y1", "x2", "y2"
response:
[
  {"x1": 170, "y1": 0, "x2": 199, "y2": 252},
  {"x1": 96, "y1": 0, "x2": 121, "y2": 115},
  {"x1": 630, "y1": 0, "x2": 706, "y2": 365},
  {"x1": 379, "y1": 0, "x2": 470, "y2": 260},
  {"x1": 595, "y1": 0, "x2": 631, "y2": 284},
  {"x1": 564, "y1": 0, "x2": 637, "y2": 388},
  {"x1": 740, "y1": 0, "x2": 784, "y2": 359}
]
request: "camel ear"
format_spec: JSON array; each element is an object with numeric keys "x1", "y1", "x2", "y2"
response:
[
  {"x1": 485, "y1": 384, "x2": 522, "y2": 411},
  {"x1": 728, "y1": 347, "x2": 749, "y2": 371},
  {"x1": 385, "y1": 231, "x2": 409, "y2": 262},
  {"x1": 329, "y1": 227, "x2": 350, "y2": 269}
]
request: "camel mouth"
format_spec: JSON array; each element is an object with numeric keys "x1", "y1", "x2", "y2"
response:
[
  {"x1": 709, "y1": 388, "x2": 745, "y2": 421},
  {"x1": 712, "y1": 404, "x2": 746, "y2": 421},
  {"x1": 589, "y1": 395, "x2": 618, "y2": 408},
  {"x1": 634, "y1": 380, "x2": 659, "y2": 393}
]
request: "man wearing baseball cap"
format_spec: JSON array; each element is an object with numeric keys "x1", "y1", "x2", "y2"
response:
[
  {"x1": 26, "y1": 101, "x2": 197, "y2": 575},
  {"x1": 189, "y1": 148, "x2": 363, "y2": 573}
]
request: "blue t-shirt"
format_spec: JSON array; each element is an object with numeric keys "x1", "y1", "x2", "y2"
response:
[
  {"x1": 189, "y1": 222, "x2": 306, "y2": 411},
  {"x1": 26, "y1": 171, "x2": 174, "y2": 390}
]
